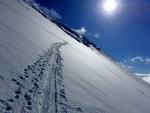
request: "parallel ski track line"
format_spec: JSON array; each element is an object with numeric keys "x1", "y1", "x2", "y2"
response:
[{"x1": 39, "y1": 42, "x2": 67, "y2": 113}]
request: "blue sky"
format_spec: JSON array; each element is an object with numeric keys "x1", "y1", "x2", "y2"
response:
[{"x1": 27, "y1": 0, "x2": 150, "y2": 74}]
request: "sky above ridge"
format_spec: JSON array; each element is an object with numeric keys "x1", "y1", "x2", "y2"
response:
[{"x1": 27, "y1": 0, "x2": 150, "y2": 75}]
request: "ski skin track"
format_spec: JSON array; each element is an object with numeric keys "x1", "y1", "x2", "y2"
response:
[
  {"x1": 39, "y1": 42, "x2": 66, "y2": 113},
  {"x1": 0, "y1": 42, "x2": 67, "y2": 113},
  {"x1": 0, "y1": 41, "x2": 83, "y2": 113}
]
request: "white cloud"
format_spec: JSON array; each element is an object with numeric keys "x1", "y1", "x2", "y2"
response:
[
  {"x1": 123, "y1": 56, "x2": 150, "y2": 64},
  {"x1": 25, "y1": 0, "x2": 61, "y2": 19},
  {"x1": 135, "y1": 73, "x2": 150, "y2": 84},
  {"x1": 128, "y1": 66, "x2": 134, "y2": 69},
  {"x1": 129, "y1": 56, "x2": 144, "y2": 62},
  {"x1": 75, "y1": 27, "x2": 86, "y2": 35},
  {"x1": 143, "y1": 76, "x2": 150, "y2": 84},
  {"x1": 146, "y1": 58, "x2": 150, "y2": 63},
  {"x1": 86, "y1": 32, "x2": 100, "y2": 38},
  {"x1": 42, "y1": 8, "x2": 61, "y2": 19},
  {"x1": 94, "y1": 33, "x2": 100, "y2": 38}
]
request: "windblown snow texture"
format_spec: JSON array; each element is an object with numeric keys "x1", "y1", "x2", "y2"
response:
[{"x1": 0, "y1": 0, "x2": 150, "y2": 113}]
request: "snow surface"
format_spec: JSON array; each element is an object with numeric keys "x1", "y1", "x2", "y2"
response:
[{"x1": 0, "y1": 0, "x2": 150, "y2": 113}]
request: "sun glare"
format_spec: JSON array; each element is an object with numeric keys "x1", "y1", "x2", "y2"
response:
[{"x1": 103, "y1": 0, "x2": 117, "y2": 12}]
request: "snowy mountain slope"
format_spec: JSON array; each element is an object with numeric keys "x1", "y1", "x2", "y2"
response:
[{"x1": 0, "y1": 0, "x2": 150, "y2": 113}]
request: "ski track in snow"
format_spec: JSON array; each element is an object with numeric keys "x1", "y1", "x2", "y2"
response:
[{"x1": 0, "y1": 42, "x2": 83, "y2": 113}]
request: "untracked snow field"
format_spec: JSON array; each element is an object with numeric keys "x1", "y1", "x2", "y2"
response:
[{"x1": 0, "y1": 0, "x2": 150, "y2": 113}]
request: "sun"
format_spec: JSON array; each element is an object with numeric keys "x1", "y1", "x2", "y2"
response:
[{"x1": 103, "y1": 0, "x2": 117, "y2": 12}]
